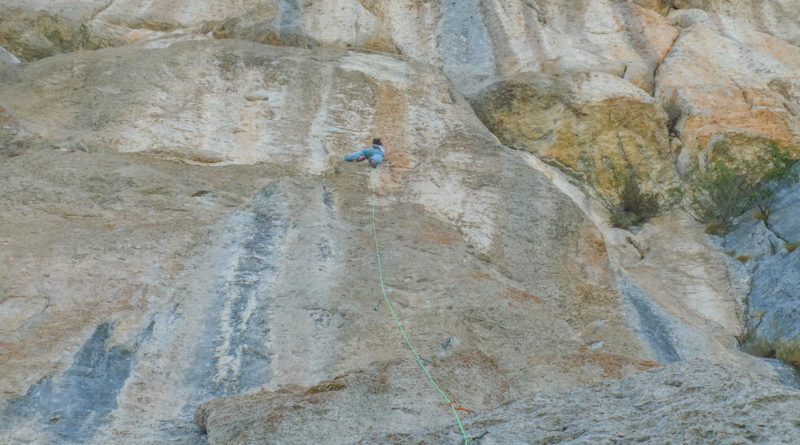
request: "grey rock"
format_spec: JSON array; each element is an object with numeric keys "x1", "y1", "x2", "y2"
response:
[
  {"x1": 2, "y1": 4, "x2": 800, "y2": 444},
  {"x1": 1, "y1": 323, "x2": 139, "y2": 444},
  {"x1": 0, "y1": 44, "x2": 19, "y2": 65},
  {"x1": 618, "y1": 275, "x2": 681, "y2": 363},
  {"x1": 365, "y1": 361, "x2": 800, "y2": 445},
  {"x1": 725, "y1": 164, "x2": 800, "y2": 344},
  {"x1": 762, "y1": 358, "x2": 800, "y2": 390},
  {"x1": 437, "y1": 0, "x2": 496, "y2": 96}
]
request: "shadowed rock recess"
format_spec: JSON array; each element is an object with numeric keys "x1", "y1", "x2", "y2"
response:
[{"x1": 1, "y1": 2, "x2": 800, "y2": 444}]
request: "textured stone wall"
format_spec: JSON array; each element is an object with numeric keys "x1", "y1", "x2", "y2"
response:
[{"x1": 2, "y1": 2, "x2": 800, "y2": 444}]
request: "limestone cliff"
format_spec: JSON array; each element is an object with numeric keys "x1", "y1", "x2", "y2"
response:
[{"x1": 1, "y1": 2, "x2": 799, "y2": 444}]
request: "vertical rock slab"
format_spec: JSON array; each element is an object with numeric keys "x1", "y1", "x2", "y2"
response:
[
  {"x1": 669, "y1": 0, "x2": 800, "y2": 47},
  {"x1": 656, "y1": 9, "x2": 800, "y2": 162},
  {"x1": 1, "y1": 40, "x2": 654, "y2": 443},
  {"x1": 301, "y1": 0, "x2": 394, "y2": 52},
  {"x1": 368, "y1": 0, "x2": 679, "y2": 96},
  {"x1": 0, "y1": 146, "x2": 271, "y2": 443}
]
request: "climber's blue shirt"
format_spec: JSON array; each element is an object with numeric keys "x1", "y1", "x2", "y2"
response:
[{"x1": 344, "y1": 145, "x2": 386, "y2": 166}]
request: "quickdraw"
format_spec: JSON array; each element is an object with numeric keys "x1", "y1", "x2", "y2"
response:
[{"x1": 449, "y1": 400, "x2": 473, "y2": 415}]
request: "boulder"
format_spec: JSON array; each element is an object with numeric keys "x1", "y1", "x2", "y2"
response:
[
  {"x1": 0, "y1": 0, "x2": 109, "y2": 61},
  {"x1": 470, "y1": 71, "x2": 675, "y2": 195}
]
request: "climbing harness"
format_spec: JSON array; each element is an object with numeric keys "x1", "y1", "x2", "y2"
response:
[{"x1": 368, "y1": 166, "x2": 470, "y2": 444}]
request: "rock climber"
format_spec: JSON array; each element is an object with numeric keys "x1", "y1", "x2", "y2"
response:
[{"x1": 344, "y1": 138, "x2": 386, "y2": 168}]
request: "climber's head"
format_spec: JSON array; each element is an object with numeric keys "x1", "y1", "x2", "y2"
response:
[{"x1": 372, "y1": 138, "x2": 382, "y2": 146}]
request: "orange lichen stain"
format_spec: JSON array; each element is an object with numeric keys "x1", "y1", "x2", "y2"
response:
[
  {"x1": 367, "y1": 372, "x2": 389, "y2": 395},
  {"x1": 465, "y1": 271, "x2": 491, "y2": 280},
  {"x1": 503, "y1": 285, "x2": 542, "y2": 304},
  {"x1": 0, "y1": 107, "x2": 12, "y2": 123},
  {"x1": 304, "y1": 379, "x2": 346, "y2": 394},
  {"x1": 531, "y1": 349, "x2": 660, "y2": 380},
  {"x1": 262, "y1": 410, "x2": 284, "y2": 433},
  {"x1": 126, "y1": 31, "x2": 146, "y2": 43},
  {"x1": 412, "y1": 220, "x2": 461, "y2": 245},
  {"x1": 266, "y1": 33, "x2": 283, "y2": 46},
  {"x1": 0, "y1": 342, "x2": 22, "y2": 360},
  {"x1": 211, "y1": 29, "x2": 229, "y2": 39}
]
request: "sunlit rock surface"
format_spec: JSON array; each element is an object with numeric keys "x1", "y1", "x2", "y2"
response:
[
  {"x1": 2, "y1": 2, "x2": 800, "y2": 444},
  {"x1": 656, "y1": 8, "x2": 800, "y2": 164},
  {"x1": 1, "y1": 39, "x2": 653, "y2": 443}
]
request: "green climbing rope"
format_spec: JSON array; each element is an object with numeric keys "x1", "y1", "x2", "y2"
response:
[{"x1": 369, "y1": 166, "x2": 469, "y2": 444}]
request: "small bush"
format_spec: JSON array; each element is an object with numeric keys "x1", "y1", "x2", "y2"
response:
[
  {"x1": 741, "y1": 333, "x2": 800, "y2": 374},
  {"x1": 751, "y1": 209, "x2": 768, "y2": 221},
  {"x1": 664, "y1": 186, "x2": 685, "y2": 209},
  {"x1": 686, "y1": 141, "x2": 798, "y2": 234},
  {"x1": 704, "y1": 220, "x2": 727, "y2": 236},
  {"x1": 742, "y1": 336, "x2": 777, "y2": 358},
  {"x1": 786, "y1": 242, "x2": 799, "y2": 253},
  {"x1": 776, "y1": 340, "x2": 800, "y2": 370},
  {"x1": 661, "y1": 91, "x2": 682, "y2": 136},
  {"x1": 609, "y1": 170, "x2": 660, "y2": 229},
  {"x1": 610, "y1": 211, "x2": 637, "y2": 229},
  {"x1": 724, "y1": 250, "x2": 736, "y2": 257},
  {"x1": 736, "y1": 254, "x2": 751, "y2": 263}
]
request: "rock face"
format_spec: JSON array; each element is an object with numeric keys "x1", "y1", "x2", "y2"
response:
[
  {"x1": 656, "y1": 8, "x2": 800, "y2": 164},
  {"x1": 366, "y1": 360, "x2": 800, "y2": 444},
  {"x1": 4, "y1": 0, "x2": 800, "y2": 168},
  {"x1": 1, "y1": 39, "x2": 653, "y2": 444},
  {"x1": 669, "y1": 0, "x2": 800, "y2": 46},
  {"x1": 2, "y1": 2, "x2": 800, "y2": 445},
  {"x1": 724, "y1": 165, "x2": 800, "y2": 348},
  {"x1": 0, "y1": 0, "x2": 108, "y2": 61}
]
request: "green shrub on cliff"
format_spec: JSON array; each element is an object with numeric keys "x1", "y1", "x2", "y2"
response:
[
  {"x1": 776, "y1": 340, "x2": 800, "y2": 371},
  {"x1": 609, "y1": 169, "x2": 660, "y2": 229},
  {"x1": 685, "y1": 141, "x2": 797, "y2": 234},
  {"x1": 661, "y1": 92, "x2": 682, "y2": 137},
  {"x1": 742, "y1": 334, "x2": 800, "y2": 374}
]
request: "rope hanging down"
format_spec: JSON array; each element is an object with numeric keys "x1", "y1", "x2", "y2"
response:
[{"x1": 368, "y1": 167, "x2": 469, "y2": 444}]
